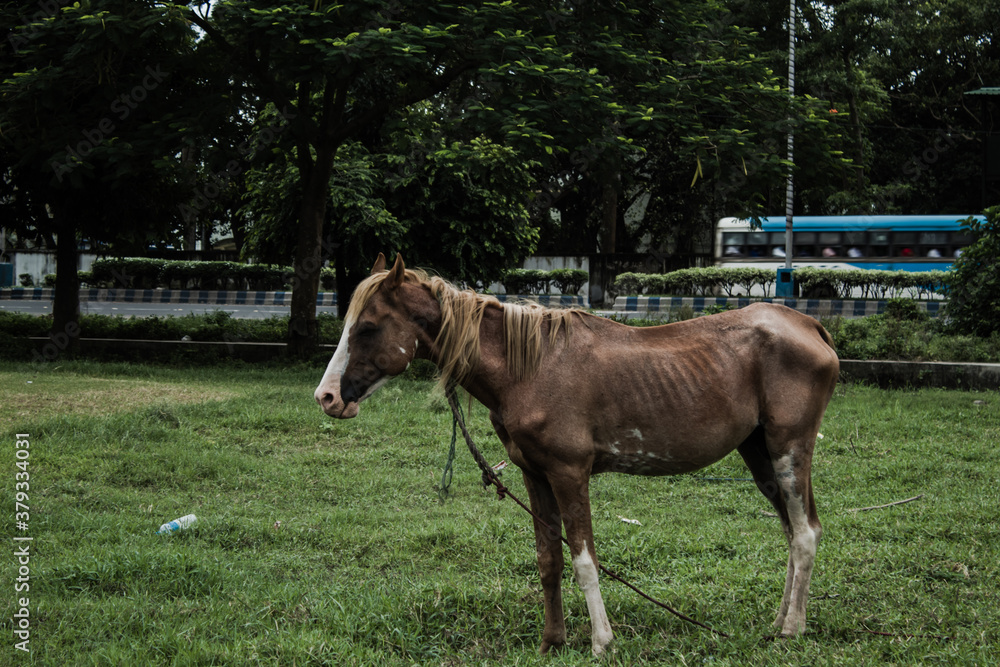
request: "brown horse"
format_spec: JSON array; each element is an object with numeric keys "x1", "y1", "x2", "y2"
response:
[{"x1": 315, "y1": 254, "x2": 839, "y2": 656}]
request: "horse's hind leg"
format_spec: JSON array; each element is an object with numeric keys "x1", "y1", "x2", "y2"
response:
[
  {"x1": 738, "y1": 425, "x2": 822, "y2": 636},
  {"x1": 770, "y1": 445, "x2": 821, "y2": 637}
]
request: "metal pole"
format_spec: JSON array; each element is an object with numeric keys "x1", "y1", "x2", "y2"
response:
[{"x1": 784, "y1": 0, "x2": 796, "y2": 269}]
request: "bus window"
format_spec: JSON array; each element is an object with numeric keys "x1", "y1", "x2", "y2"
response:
[
  {"x1": 747, "y1": 232, "x2": 768, "y2": 257},
  {"x1": 951, "y1": 231, "x2": 973, "y2": 258},
  {"x1": 893, "y1": 231, "x2": 916, "y2": 257},
  {"x1": 769, "y1": 232, "x2": 787, "y2": 257},
  {"x1": 722, "y1": 232, "x2": 746, "y2": 257},
  {"x1": 794, "y1": 232, "x2": 817, "y2": 257},
  {"x1": 844, "y1": 231, "x2": 867, "y2": 258},
  {"x1": 819, "y1": 232, "x2": 841, "y2": 257},
  {"x1": 919, "y1": 231, "x2": 949, "y2": 258},
  {"x1": 870, "y1": 231, "x2": 890, "y2": 256}
]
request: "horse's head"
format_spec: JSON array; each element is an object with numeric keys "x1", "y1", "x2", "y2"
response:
[{"x1": 314, "y1": 253, "x2": 430, "y2": 419}]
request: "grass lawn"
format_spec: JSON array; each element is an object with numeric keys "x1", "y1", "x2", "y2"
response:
[{"x1": 1, "y1": 360, "x2": 998, "y2": 665}]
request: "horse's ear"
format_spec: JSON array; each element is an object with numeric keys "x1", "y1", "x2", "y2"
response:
[
  {"x1": 384, "y1": 253, "x2": 405, "y2": 290},
  {"x1": 370, "y1": 253, "x2": 387, "y2": 275}
]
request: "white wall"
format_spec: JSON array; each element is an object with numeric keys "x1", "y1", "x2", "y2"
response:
[{"x1": 11, "y1": 251, "x2": 98, "y2": 287}]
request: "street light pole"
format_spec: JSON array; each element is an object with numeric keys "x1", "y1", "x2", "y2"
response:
[
  {"x1": 776, "y1": 0, "x2": 797, "y2": 297},
  {"x1": 784, "y1": 0, "x2": 796, "y2": 270}
]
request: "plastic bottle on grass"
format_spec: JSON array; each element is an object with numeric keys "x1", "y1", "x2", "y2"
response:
[{"x1": 157, "y1": 514, "x2": 197, "y2": 535}]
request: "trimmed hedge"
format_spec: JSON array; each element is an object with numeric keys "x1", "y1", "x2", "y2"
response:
[
  {"x1": 501, "y1": 268, "x2": 588, "y2": 295},
  {"x1": 81, "y1": 258, "x2": 337, "y2": 291},
  {"x1": 549, "y1": 268, "x2": 589, "y2": 295},
  {"x1": 795, "y1": 268, "x2": 949, "y2": 300},
  {"x1": 0, "y1": 310, "x2": 343, "y2": 347},
  {"x1": 613, "y1": 267, "x2": 776, "y2": 297},
  {"x1": 43, "y1": 259, "x2": 585, "y2": 295},
  {"x1": 614, "y1": 267, "x2": 950, "y2": 300}
]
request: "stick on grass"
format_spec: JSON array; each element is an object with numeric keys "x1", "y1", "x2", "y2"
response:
[{"x1": 759, "y1": 494, "x2": 925, "y2": 518}]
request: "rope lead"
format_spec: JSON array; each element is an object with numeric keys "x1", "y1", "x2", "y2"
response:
[{"x1": 437, "y1": 397, "x2": 459, "y2": 501}]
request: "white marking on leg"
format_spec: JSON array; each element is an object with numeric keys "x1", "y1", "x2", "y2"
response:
[
  {"x1": 630, "y1": 428, "x2": 644, "y2": 441},
  {"x1": 773, "y1": 454, "x2": 818, "y2": 636},
  {"x1": 572, "y1": 541, "x2": 613, "y2": 656}
]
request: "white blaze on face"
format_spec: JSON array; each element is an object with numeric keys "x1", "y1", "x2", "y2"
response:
[{"x1": 314, "y1": 316, "x2": 358, "y2": 418}]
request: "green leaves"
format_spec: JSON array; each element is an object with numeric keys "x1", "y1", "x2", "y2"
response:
[
  {"x1": 614, "y1": 267, "x2": 953, "y2": 301},
  {"x1": 944, "y1": 207, "x2": 1000, "y2": 337}
]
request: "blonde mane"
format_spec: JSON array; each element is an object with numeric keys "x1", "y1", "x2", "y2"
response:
[{"x1": 349, "y1": 268, "x2": 578, "y2": 389}]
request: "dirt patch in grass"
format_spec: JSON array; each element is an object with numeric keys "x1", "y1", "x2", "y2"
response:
[{"x1": 4, "y1": 375, "x2": 233, "y2": 420}]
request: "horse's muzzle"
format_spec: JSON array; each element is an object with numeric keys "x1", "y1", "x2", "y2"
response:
[
  {"x1": 315, "y1": 384, "x2": 359, "y2": 419},
  {"x1": 339, "y1": 378, "x2": 365, "y2": 410}
]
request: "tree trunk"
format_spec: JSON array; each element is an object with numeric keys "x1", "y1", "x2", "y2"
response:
[
  {"x1": 50, "y1": 212, "x2": 80, "y2": 358},
  {"x1": 288, "y1": 188, "x2": 326, "y2": 358},
  {"x1": 287, "y1": 146, "x2": 338, "y2": 358},
  {"x1": 334, "y1": 242, "x2": 369, "y2": 320},
  {"x1": 600, "y1": 174, "x2": 618, "y2": 254}
]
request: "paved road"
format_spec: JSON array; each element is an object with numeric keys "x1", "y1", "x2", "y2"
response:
[{"x1": 0, "y1": 300, "x2": 340, "y2": 319}]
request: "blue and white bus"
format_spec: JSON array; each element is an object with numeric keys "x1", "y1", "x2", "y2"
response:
[{"x1": 716, "y1": 215, "x2": 983, "y2": 273}]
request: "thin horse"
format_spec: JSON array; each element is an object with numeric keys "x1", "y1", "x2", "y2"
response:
[{"x1": 315, "y1": 254, "x2": 839, "y2": 656}]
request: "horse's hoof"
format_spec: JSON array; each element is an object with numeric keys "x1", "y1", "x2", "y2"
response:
[
  {"x1": 591, "y1": 642, "x2": 614, "y2": 658},
  {"x1": 539, "y1": 638, "x2": 565, "y2": 655}
]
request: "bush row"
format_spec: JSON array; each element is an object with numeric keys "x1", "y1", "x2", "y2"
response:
[
  {"x1": 76, "y1": 258, "x2": 338, "y2": 291},
  {"x1": 613, "y1": 267, "x2": 951, "y2": 300},
  {"x1": 824, "y1": 300, "x2": 1000, "y2": 363},
  {"x1": 0, "y1": 312, "x2": 448, "y2": 374},
  {"x1": 0, "y1": 310, "x2": 343, "y2": 344},
  {"x1": 29, "y1": 260, "x2": 588, "y2": 295},
  {"x1": 501, "y1": 268, "x2": 589, "y2": 295},
  {"x1": 795, "y1": 268, "x2": 949, "y2": 299},
  {"x1": 5, "y1": 302, "x2": 998, "y2": 364},
  {"x1": 613, "y1": 267, "x2": 776, "y2": 297}
]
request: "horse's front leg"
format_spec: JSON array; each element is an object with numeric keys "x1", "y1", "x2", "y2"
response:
[
  {"x1": 493, "y1": 411, "x2": 568, "y2": 654},
  {"x1": 550, "y1": 470, "x2": 614, "y2": 657},
  {"x1": 521, "y1": 470, "x2": 567, "y2": 654}
]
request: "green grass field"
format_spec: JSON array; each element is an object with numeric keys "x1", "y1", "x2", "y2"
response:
[{"x1": 2, "y1": 360, "x2": 998, "y2": 665}]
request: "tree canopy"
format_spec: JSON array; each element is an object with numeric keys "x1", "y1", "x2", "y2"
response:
[
  {"x1": 3, "y1": 0, "x2": 996, "y2": 354},
  {"x1": 1, "y1": 0, "x2": 203, "y2": 349}
]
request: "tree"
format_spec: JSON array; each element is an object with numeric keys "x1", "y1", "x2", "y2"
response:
[
  {"x1": 184, "y1": 1, "x2": 529, "y2": 353},
  {"x1": 382, "y1": 134, "x2": 541, "y2": 285},
  {"x1": 240, "y1": 108, "x2": 541, "y2": 289},
  {"x1": 1, "y1": 1, "x2": 203, "y2": 352},
  {"x1": 945, "y1": 207, "x2": 1000, "y2": 338},
  {"x1": 866, "y1": 0, "x2": 1000, "y2": 213},
  {"x1": 729, "y1": 0, "x2": 1000, "y2": 215},
  {"x1": 239, "y1": 130, "x2": 407, "y2": 278},
  {"x1": 520, "y1": 1, "x2": 846, "y2": 263},
  {"x1": 184, "y1": 0, "x2": 849, "y2": 351}
]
